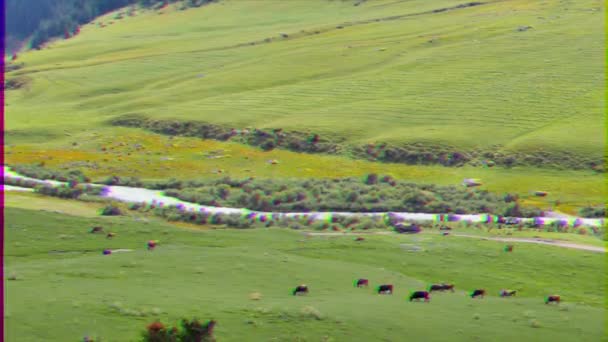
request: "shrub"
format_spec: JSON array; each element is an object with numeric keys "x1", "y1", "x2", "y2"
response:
[
  {"x1": 365, "y1": 173, "x2": 378, "y2": 185},
  {"x1": 579, "y1": 206, "x2": 606, "y2": 218},
  {"x1": 101, "y1": 205, "x2": 122, "y2": 216},
  {"x1": 142, "y1": 318, "x2": 216, "y2": 342},
  {"x1": 142, "y1": 321, "x2": 178, "y2": 342}
]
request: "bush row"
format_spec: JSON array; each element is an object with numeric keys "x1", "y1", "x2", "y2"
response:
[
  {"x1": 34, "y1": 183, "x2": 106, "y2": 199},
  {"x1": 10, "y1": 164, "x2": 91, "y2": 182},
  {"x1": 128, "y1": 202, "x2": 394, "y2": 230},
  {"x1": 110, "y1": 115, "x2": 342, "y2": 155},
  {"x1": 161, "y1": 174, "x2": 542, "y2": 217},
  {"x1": 109, "y1": 115, "x2": 603, "y2": 171},
  {"x1": 4, "y1": 175, "x2": 105, "y2": 198},
  {"x1": 578, "y1": 205, "x2": 606, "y2": 218},
  {"x1": 350, "y1": 143, "x2": 604, "y2": 172},
  {"x1": 128, "y1": 203, "x2": 603, "y2": 237},
  {"x1": 4, "y1": 176, "x2": 40, "y2": 188}
]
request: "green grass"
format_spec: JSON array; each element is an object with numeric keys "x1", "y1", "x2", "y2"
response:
[
  {"x1": 3, "y1": 191, "x2": 106, "y2": 218},
  {"x1": 4, "y1": 206, "x2": 606, "y2": 341},
  {"x1": 5, "y1": 0, "x2": 604, "y2": 163}
]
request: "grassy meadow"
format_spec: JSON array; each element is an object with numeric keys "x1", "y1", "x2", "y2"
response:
[{"x1": 4, "y1": 195, "x2": 606, "y2": 341}]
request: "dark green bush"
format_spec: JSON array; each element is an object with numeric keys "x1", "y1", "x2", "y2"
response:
[{"x1": 101, "y1": 204, "x2": 122, "y2": 216}]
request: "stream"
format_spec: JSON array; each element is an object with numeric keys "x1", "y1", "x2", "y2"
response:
[{"x1": 3, "y1": 166, "x2": 605, "y2": 228}]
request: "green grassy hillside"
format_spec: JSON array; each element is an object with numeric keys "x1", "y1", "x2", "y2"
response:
[
  {"x1": 4, "y1": 205, "x2": 606, "y2": 341},
  {"x1": 5, "y1": 0, "x2": 605, "y2": 170}
]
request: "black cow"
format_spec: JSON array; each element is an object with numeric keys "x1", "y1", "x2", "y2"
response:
[
  {"x1": 429, "y1": 283, "x2": 455, "y2": 293},
  {"x1": 377, "y1": 284, "x2": 393, "y2": 294},
  {"x1": 394, "y1": 224, "x2": 421, "y2": 234},
  {"x1": 545, "y1": 295, "x2": 560, "y2": 304},
  {"x1": 470, "y1": 289, "x2": 486, "y2": 298},
  {"x1": 293, "y1": 285, "x2": 309, "y2": 296},
  {"x1": 355, "y1": 279, "x2": 369, "y2": 288},
  {"x1": 409, "y1": 291, "x2": 430, "y2": 302}
]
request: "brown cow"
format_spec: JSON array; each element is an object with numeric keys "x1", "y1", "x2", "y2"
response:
[
  {"x1": 429, "y1": 283, "x2": 455, "y2": 293},
  {"x1": 409, "y1": 291, "x2": 431, "y2": 302},
  {"x1": 377, "y1": 284, "x2": 393, "y2": 294},
  {"x1": 545, "y1": 295, "x2": 560, "y2": 304},
  {"x1": 355, "y1": 279, "x2": 369, "y2": 288},
  {"x1": 90, "y1": 226, "x2": 104, "y2": 233},
  {"x1": 500, "y1": 289, "x2": 517, "y2": 297}
]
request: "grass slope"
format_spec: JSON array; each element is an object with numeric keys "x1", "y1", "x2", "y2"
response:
[
  {"x1": 5, "y1": 0, "x2": 605, "y2": 166},
  {"x1": 4, "y1": 191, "x2": 107, "y2": 217},
  {"x1": 4, "y1": 206, "x2": 606, "y2": 341}
]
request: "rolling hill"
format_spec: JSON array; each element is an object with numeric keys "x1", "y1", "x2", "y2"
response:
[{"x1": 5, "y1": 0, "x2": 604, "y2": 170}]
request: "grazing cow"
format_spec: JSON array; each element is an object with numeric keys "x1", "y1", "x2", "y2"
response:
[
  {"x1": 355, "y1": 278, "x2": 369, "y2": 288},
  {"x1": 147, "y1": 240, "x2": 158, "y2": 250},
  {"x1": 545, "y1": 295, "x2": 560, "y2": 304},
  {"x1": 106, "y1": 232, "x2": 116, "y2": 239},
  {"x1": 442, "y1": 232, "x2": 450, "y2": 236},
  {"x1": 355, "y1": 237, "x2": 365, "y2": 241},
  {"x1": 439, "y1": 226, "x2": 452, "y2": 231},
  {"x1": 409, "y1": 291, "x2": 431, "y2": 302},
  {"x1": 293, "y1": 285, "x2": 309, "y2": 296},
  {"x1": 394, "y1": 223, "x2": 421, "y2": 234},
  {"x1": 429, "y1": 283, "x2": 455, "y2": 293},
  {"x1": 504, "y1": 245, "x2": 514, "y2": 252},
  {"x1": 90, "y1": 226, "x2": 104, "y2": 233},
  {"x1": 377, "y1": 284, "x2": 393, "y2": 295},
  {"x1": 500, "y1": 289, "x2": 517, "y2": 297},
  {"x1": 470, "y1": 289, "x2": 486, "y2": 298}
]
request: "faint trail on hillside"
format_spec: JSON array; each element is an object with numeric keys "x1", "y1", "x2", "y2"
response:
[
  {"x1": 451, "y1": 234, "x2": 606, "y2": 253},
  {"x1": 305, "y1": 231, "x2": 606, "y2": 253}
]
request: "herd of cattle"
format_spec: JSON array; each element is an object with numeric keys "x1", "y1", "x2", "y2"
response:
[
  {"x1": 293, "y1": 226, "x2": 562, "y2": 305},
  {"x1": 92, "y1": 226, "x2": 159, "y2": 255},
  {"x1": 292, "y1": 281, "x2": 561, "y2": 304},
  {"x1": 90, "y1": 225, "x2": 562, "y2": 306}
]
